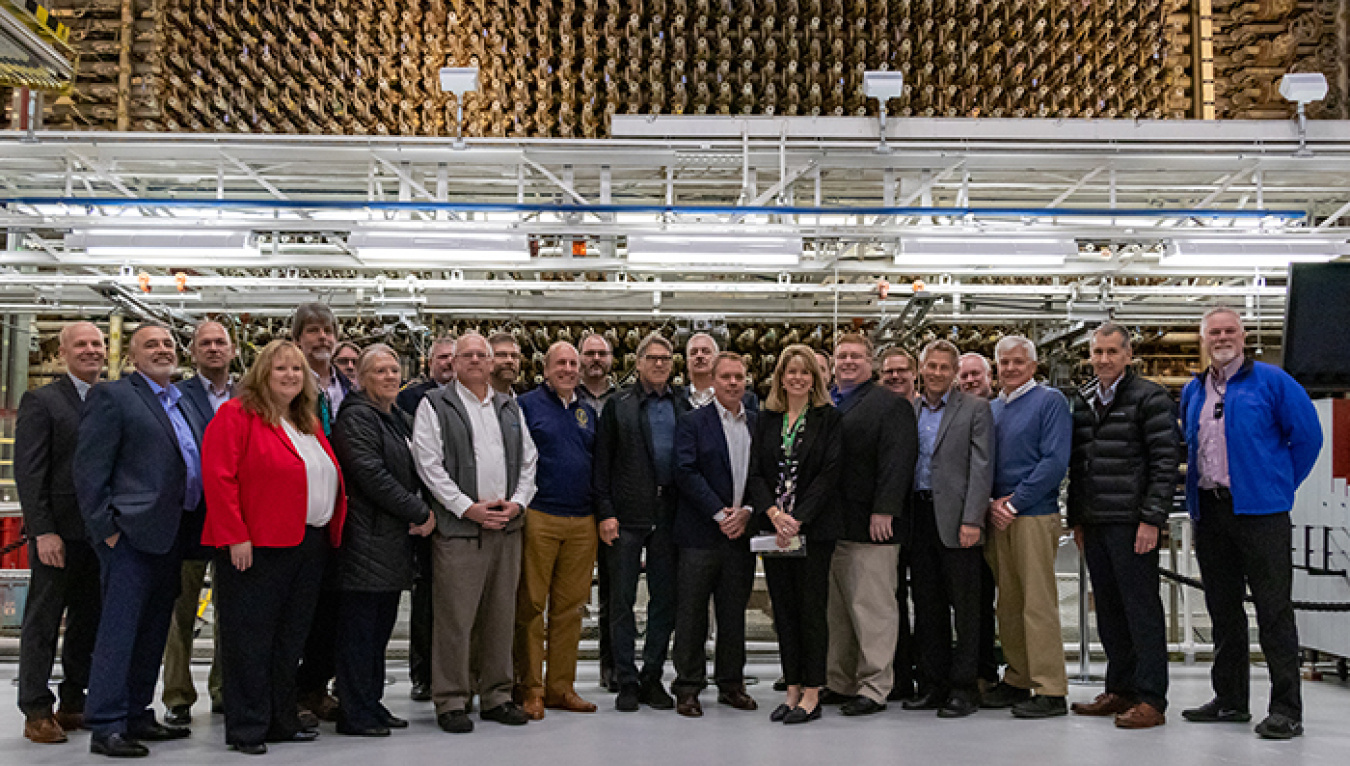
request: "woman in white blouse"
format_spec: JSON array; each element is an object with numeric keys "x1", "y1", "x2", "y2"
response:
[{"x1": 203, "y1": 340, "x2": 347, "y2": 755}]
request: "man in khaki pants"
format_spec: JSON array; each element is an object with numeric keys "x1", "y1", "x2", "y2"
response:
[
  {"x1": 983, "y1": 336, "x2": 1072, "y2": 718},
  {"x1": 513, "y1": 343, "x2": 600, "y2": 719},
  {"x1": 412, "y1": 332, "x2": 539, "y2": 734}
]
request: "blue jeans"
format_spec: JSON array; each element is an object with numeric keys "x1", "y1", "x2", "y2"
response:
[{"x1": 608, "y1": 519, "x2": 678, "y2": 688}]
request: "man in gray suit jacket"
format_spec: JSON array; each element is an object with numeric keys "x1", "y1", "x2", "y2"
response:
[{"x1": 902, "y1": 340, "x2": 994, "y2": 719}]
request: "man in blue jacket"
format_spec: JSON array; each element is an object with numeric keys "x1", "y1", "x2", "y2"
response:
[{"x1": 1180, "y1": 307, "x2": 1322, "y2": 740}]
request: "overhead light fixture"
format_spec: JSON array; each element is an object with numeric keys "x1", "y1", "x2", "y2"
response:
[
  {"x1": 626, "y1": 234, "x2": 802, "y2": 267},
  {"x1": 438, "y1": 67, "x2": 479, "y2": 150},
  {"x1": 863, "y1": 71, "x2": 904, "y2": 154},
  {"x1": 1160, "y1": 237, "x2": 1344, "y2": 268},
  {"x1": 1279, "y1": 73, "x2": 1328, "y2": 157},
  {"x1": 893, "y1": 237, "x2": 1076, "y2": 267},
  {"x1": 65, "y1": 228, "x2": 261, "y2": 260},
  {"x1": 348, "y1": 230, "x2": 529, "y2": 262}
]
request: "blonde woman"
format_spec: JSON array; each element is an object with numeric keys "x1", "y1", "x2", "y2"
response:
[{"x1": 746, "y1": 344, "x2": 842, "y2": 724}]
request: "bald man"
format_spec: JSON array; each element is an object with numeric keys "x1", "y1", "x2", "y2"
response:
[
  {"x1": 513, "y1": 343, "x2": 600, "y2": 718},
  {"x1": 161, "y1": 321, "x2": 236, "y2": 726},
  {"x1": 17, "y1": 322, "x2": 107, "y2": 744}
]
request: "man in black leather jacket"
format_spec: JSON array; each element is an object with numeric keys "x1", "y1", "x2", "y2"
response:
[{"x1": 1066, "y1": 323, "x2": 1179, "y2": 730}]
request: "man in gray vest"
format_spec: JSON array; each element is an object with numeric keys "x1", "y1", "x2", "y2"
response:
[{"x1": 412, "y1": 332, "x2": 539, "y2": 735}]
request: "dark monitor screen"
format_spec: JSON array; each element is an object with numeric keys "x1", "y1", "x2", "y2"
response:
[{"x1": 1283, "y1": 262, "x2": 1350, "y2": 394}]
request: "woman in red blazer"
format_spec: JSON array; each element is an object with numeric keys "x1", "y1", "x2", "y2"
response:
[{"x1": 203, "y1": 339, "x2": 347, "y2": 755}]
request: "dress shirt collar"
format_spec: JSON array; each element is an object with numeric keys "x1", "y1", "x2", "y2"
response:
[
  {"x1": 68, "y1": 372, "x2": 93, "y2": 401},
  {"x1": 1097, "y1": 374, "x2": 1123, "y2": 407},
  {"x1": 197, "y1": 371, "x2": 234, "y2": 398},
  {"x1": 456, "y1": 379, "x2": 495, "y2": 408},
  {"x1": 1210, "y1": 354, "x2": 1245, "y2": 386},
  {"x1": 714, "y1": 397, "x2": 746, "y2": 422},
  {"x1": 138, "y1": 371, "x2": 179, "y2": 404},
  {"x1": 999, "y1": 379, "x2": 1038, "y2": 404},
  {"x1": 920, "y1": 388, "x2": 950, "y2": 412},
  {"x1": 640, "y1": 380, "x2": 672, "y2": 398}
]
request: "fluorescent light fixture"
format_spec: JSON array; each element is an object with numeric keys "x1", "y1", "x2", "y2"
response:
[
  {"x1": 1279, "y1": 73, "x2": 1328, "y2": 105},
  {"x1": 65, "y1": 228, "x2": 260, "y2": 259},
  {"x1": 348, "y1": 230, "x2": 529, "y2": 262},
  {"x1": 894, "y1": 237, "x2": 1076, "y2": 267},
  {"x1": 626, "y1": 234, "x2": 802, "y2": 266},
  {"x1": 1160, "y1": 238, "x2": 1344, "y2": 268},
  {"x1": 863, "y1": 71, "x2": 905, "y2": 101}
]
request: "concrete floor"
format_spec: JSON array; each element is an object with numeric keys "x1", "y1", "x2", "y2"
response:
[{"x1": 4, "y1": 660, "x2": 1348, "y2": 765}]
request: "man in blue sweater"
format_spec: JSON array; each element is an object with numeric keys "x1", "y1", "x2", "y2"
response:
[
  {"x1": 514, "y1": 342, "x2": 600, "y2": 720},
  {"x1": 982, "y1": 336, "x2": 1072, "y2": 719},
  {"x1": 1180, "y1": 307, "x2": 1322, "y2": 740}
]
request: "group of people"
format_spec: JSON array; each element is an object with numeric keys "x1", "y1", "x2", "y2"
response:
[{"x1": 14, "y1": 303, "x2": 1323, "y2": 757}]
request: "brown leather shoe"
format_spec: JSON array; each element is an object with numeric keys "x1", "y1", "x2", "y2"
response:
[
  {"x1": 717, "y1": 687, "x2": 759, "y2": 711},
  {"x1": 1115, "y1": 702, "x2": 1166, "y2": 729},
  {"x1": 520, "y1": 693, "x2": 546, "y2": 721},
  {"x1": 1071, "y1": 692, "x2": 1135, "y2": 717},
  {"x1": 299, "y1": 691, "x2": 340, "y2": 723},
  {"x1": 544, "y1": 691, "x2": 597, "y2": 713},
  {"x1": 676, "y1": 693, "x2": 703, "y2": 718},
  {"x1": 23, "y1": 715, "x2": 68, "y2": 744},
  {"x1": 54, "y1": 708, "x2": 84, "y2": 731}
]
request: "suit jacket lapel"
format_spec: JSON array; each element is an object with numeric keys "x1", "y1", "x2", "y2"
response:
[
  {"x1": 130, "y1": 373, "x2": 181, "y2": 449},
  {"x1": 269, "y1": 422, "x2": 302, "y2": 460},
  {"x1": 932, "y1": 391, "x2": 961, "y2": 451},
  {"x1": 55, "y1": 374, "x2": 83, "y2": 412},
  {"x1": 710, "y1": 407, "x2": 733, "y2": 485}
]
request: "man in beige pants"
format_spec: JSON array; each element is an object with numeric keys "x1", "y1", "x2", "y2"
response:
[{"x1": 412, "y1": 332, "x2": 539, "y2": 735}]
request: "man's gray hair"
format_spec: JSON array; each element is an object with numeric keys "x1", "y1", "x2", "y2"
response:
[
  {"x1": 686, "y1": 332, "x2": 719, "y2": 353},
  {"x1": 1091, "y1": 322, "x2": 1132, "y2": 352},
  {"x1": 919, "y1": 339, "x2": 961, "y2": 366},
  {"x1": 429, "y1": 334, "x2": 457, "y2": 353},
  {"x1": 291, "y1": 303, "x2": 338, "y2": 340},
  {"x1": 994, "y1": 335, "x2": 1037, "y2": 363},
  {"x1": 456, "y1": 331, "x2": 493, "y2": 358},
  {"x1": 959, "y1": 352, "x2": 991, "y2": 374},
  {"x1": 1200, "y1": 306, "x2": 1245, "y2": 334},
  {"x1": 636, "y1": 332, "x2": 673, "y2": 359}
]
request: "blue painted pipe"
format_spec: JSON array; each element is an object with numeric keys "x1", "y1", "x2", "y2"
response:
[{"x1": 0, "y1": 196, "x2": 1306, "y2": 219}]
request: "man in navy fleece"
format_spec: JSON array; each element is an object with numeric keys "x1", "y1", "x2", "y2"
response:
[
  {"x1": 1179, "y1": 307, "x2": 1321, "y2": 740},
  {"x1": 981, "y1": 335, "x2": 1072, "y2": 719}
]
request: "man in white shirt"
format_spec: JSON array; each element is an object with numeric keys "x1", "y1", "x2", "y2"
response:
[
  {"x1": 670, "y1": 353, "x2": 759, "y2": 717},
  {"x1": 413, "y1": 333, "x2": 539, "y2": 735}
]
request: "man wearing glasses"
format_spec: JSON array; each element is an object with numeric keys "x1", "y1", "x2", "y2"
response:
[
  {"x1": 1180, "y1": 307, "x2": 1321, "y2": 740},
  {"x1": 592, "y1": 334, "x2": 692, "y2": 712}
]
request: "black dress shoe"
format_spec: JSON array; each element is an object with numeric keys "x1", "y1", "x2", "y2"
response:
[
  {"x1": 163, "y1": 705, "x2": 192, "y2": 727},
  {"x1": 480, "y1": 702, "x2": 531, "y2": 726},
  {"x1": 437, "y1": 710, "x2": 473, "y2": 734},
  {"x1": 1181, "y1": 699, "x2": 1252, "y2": 724},
  {"x1": 265, "y1": 729, "x2": 319, "y2": 743},
  {"x1": 783, "y1": 704, "x2": 823, "y2": 724},
  {"x1": 230, "y1": 742, "x2": 268, "y2": 755},
  {"x1": 638, "y1": 680, "x2": 675, "y2": 710},
  {"x1": 840, "y1": 696, "x2": 886, "y2": 716},
  {"x1": 410, "y1": 682, "x2": 432, "y2": 702},
  {"x1": 819, "y1": 688, "x2": 854, "y2": 705},
  {"x1": 297, "y1": 709, "x2": 319, "y2": 729},
  {"x1": 902, "y1": 690, "x2": 945, "y2": 711},
  {"x1": 1255, "y1": 713, "x2": 1303, "y2": 740},
  {"x1": 130, "y1": 722, "x2": 191, "y2": 741},
  {"x1": 616, "y1": 683, "x2": 640, "y2": 712},
  {"x1": 1011, "y1": 695, "x2": 1067, "y2": 719},
  {"x1": 769, "y1": 703, "x2": 793, "y2": 722},
  {"x1": 90, "y1": 732, "x2": 150, "y2": 758},
  {"x1": 938, "y1": 693, "x2": 979, "y2": 719},
  {"x1": 380, "y1": 712, "x2": 409, "y2": 729},
  {"x1": 981, "y1": 682, "x2": 1032, "y2": 709}
]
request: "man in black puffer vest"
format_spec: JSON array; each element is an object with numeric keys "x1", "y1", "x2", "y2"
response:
[{"x1": 1066, "y1": 323, "x2": 1179, "y2": 730}]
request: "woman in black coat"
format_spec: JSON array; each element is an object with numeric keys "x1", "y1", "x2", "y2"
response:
[
  {"x1": 747, "y1": 344, "x2": 842, "y2": 725},
  {"x1": 331, "y1": 344, "x2": 436, "y2": 736}
]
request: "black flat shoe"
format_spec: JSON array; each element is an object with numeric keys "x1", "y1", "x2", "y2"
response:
[
  {"x1": 937, "y1": 694, "x2": 979, "y2": 719},
  {"x1": 783, "y1": 704, "x2": 822, "y2": 724},
  {"x1": 336, "y1": 723, "x2": 391, "y2": 737},
  {"x1": 230, "y1": 742, "x2": 267, "y2": 756},
  {"x1": 265, "y1": 729, "x2": 319, "y2": 743},
  {"x1": 770, "y1": 703, "x2": 793, "y2": 722},
  {"x1": 902, "y1": 691, "x2": 945, "y2": 711},
  {"x1": 90, "y1": 732, "x2": 149, "y2": 757}
]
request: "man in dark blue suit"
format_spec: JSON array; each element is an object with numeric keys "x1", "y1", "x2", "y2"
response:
[
  {"x1": 161, "y1": 320, "x2": 234, "y2": 726},
  {"x1": 671, "y1": 352, "x2": 759, "y2": 717},
  {"x1": 76, "y1": 321, "x2": 201, "y2": 757}
]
